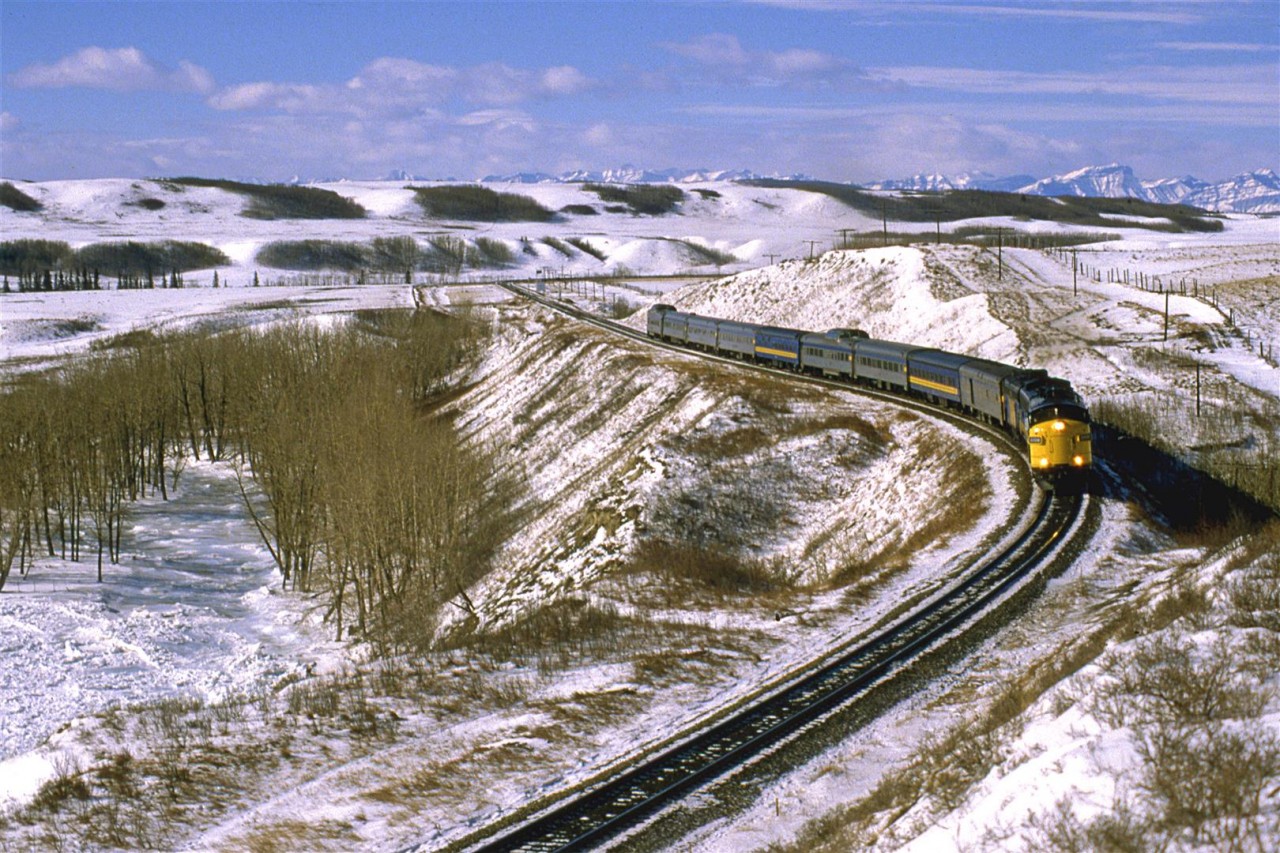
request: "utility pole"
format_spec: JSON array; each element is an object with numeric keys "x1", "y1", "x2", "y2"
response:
[
  {"x1": 764, "y1": 253, "x2": 779, "y2": 266},
  {"x1": 997, "y1": 228, "x2": 1003, "y2": 281},
  {"x1": 1072, "y1": 249, "x2": 1078, "y2": 297},
  {"x1": 1163, "y1": 289, "x2": 1170, "y2": 341},
  {"x1": 805, "y1": 240, "x2": 820, "y2": 261}
]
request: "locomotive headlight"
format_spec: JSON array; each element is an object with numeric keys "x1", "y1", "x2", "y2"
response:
[
  {"x1": 1052, "y1": 420, "x2": 1066, "y2": 431},
  {"x1": 1039, "y1": 458, "x2": 1049, "y2": 468},
  {"x1": 1073, "y1": 455, "x2": 1084, "y2": 466}
]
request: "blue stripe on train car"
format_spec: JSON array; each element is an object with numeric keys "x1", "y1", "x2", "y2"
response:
[
  {"x1": 754, "y1": 327, "x2": 803, "y2": 365},
  {"x1": 905, "y1": 349, "x2": 968, "y2": 403}
]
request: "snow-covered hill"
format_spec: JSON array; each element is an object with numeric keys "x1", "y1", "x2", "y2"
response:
[
  {"x1": 0, "y1": 178, "x2": 869, "y2": 281},
  {"x1": 4, "y1": 174, "x2": 1274, "y2": 297},
  {"x1": 2, "y1": 178, "x2": 1278, "y2": 849}
]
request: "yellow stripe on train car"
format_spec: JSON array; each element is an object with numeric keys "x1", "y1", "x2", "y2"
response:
[
  {"x1": 909, "y1": 376, "x2": 959, "y2": 395},
  {"x1": 755, "y1": 346, "x2": 798, "y2": 359}
]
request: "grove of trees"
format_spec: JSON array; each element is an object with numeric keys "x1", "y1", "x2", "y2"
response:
[{"x1": 0, "y1": 309, "x2": 510, "y2": 650}]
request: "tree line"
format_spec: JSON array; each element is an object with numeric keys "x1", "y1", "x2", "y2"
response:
[
  {"x1": 0, "y1": 239, "x2": 231, "y2": 293},
  {"x1": 0, "y1": 309, "x2": 511, "y2": 650}
]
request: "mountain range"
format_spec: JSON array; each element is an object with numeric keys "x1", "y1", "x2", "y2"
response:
[
  {"x1": 450, "y1": 163, "x2": 1279, "y2": 215},
  {"x1": 865, "y1": 164, "x2": 1280, "y2": 215}
]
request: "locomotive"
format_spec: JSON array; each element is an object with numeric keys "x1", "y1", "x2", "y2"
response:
[{"x1": 646, "y1": 304, "x2": 1092, "y2": 490}]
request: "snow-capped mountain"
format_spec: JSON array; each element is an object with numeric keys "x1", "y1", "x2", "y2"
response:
[
  {"x1": 1179, "y1": 169, "x2": 1280, "y2": 214},
  {"x1": 865, "y1": 172, "x2": 1035, "y2": 193},
  {"x1": 1016, "y1": 163, "x2": 1149, "y2": 199},
  {"x1": 482, "y1": 166, "x2": 780, "y2": 184},
  {"x1": 1015, "y1": 164, "x2": 1280, "y2": 214},
  {"x1": 870, "y1": 164, "x2": 1279, "y2": 214},
  {"x1": 481, "y1": 169, "x2": 560, "y2": 183},
  {"x1": 1142, "y1": 175, "x2": 1210, "y2": 206},
  {"x1": 382, "y1": 168, "x2": 452, "y2": 182}
]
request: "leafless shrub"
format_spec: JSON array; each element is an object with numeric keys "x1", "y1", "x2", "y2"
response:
[
  {"x1": 605, "y1": 295, "x2": 636, "y2": 319},
  {"x1": 28, "y1": 754, "x2": 90, "y2": 814},
  {"x1": 152, "y1": 739, "x2": 195, "y2": 801},
  {"x1": 913, "y1": 724, "x2": 1005, "y2": 813},
  {"x1": 1021, "y1": 795, "x2": 1157, "y2": 853},
  {"x1": 1093, "y1": 386, "x2": 1280, "y2": 515},
  {"x1": 1091, "y1": 633, "x2": 1270, "y2": 729},
  {"x1": 210, "y1": 694, "x2": 250, "y2": 732},
  {"x1": 287, "y1": 678, "x2": 342, "y2": 720},
  {"x1": 1142, "y1": 572, "x2": 1214, "y2": 633},
  {"x1": 1137, "y1": 722, "x2": 1280, "y2": 848},
  {"x1": 93, "y1": 750, "x2": 139, "y2": 801},
  {"x1": 1226, "y1": 571, "x2": 1280, "y2": 633},
  {"x1": 138, "y1": 694, "x2": 205, "y2": 747}
]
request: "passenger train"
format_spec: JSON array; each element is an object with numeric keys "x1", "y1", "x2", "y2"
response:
[{"x1": 646, "y1": 304, "x2": 1092, "y2": 490}]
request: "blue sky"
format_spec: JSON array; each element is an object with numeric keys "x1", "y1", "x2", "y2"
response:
[{"x1": 2, "y1": 1, "x2": 1276, "y2": 183}]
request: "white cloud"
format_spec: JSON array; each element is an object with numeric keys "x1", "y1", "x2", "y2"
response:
[
  {"x1": 876, "y1": 62, "x2": 1278, "y2": 106},
  {"x1": 207, "y1": 82, "x2": 329, "y2": 113},
  {"x1": 8, "y1": 47, "x2": 215, "y2": 94},
  {"x1": 659, "y1": 33, "x2": 867, "y2": 88},
  {"x1": 456, "y1": 109, "x2": 537, "y2": 132},
  {"x1": 207, "y1": 57, "x2": 594, "y2": 117},
  {"x1": 1157, "y1": 41, "x2": 1278, "y2": 53},
  {"x1": 750, "y1": 1, "x2": 1202, "y2": 25},
  {"x1": 541, "y1": 65, "x2": 592, "y2": 96},
  {"x1": 584, "y1": 123, "x2": 614, "y2": 146},
  {"x1": 664, "y1": 33, "x2": 752, "y2": 67}
]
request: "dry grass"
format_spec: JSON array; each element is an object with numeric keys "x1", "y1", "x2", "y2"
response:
[
  {"x1": 227, "y1": 818, "x2": 362, "y2": 853},
  {"x1": 623, "y1": 538, "x2": 791, "y2": 601}
]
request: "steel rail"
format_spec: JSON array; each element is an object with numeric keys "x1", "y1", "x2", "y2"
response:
[
  {"x1": 434, "y1": 282, "x2": 1085, "y2": 852},
  {"x1": 467, "y1": 493, "x2": 1079, "y2": 852}
]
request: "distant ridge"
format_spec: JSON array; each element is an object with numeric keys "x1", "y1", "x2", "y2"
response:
[
  {"x1": 868, "y1": 163, "x2": 1280, "y2": 214},
  {"x1": 260, "y1": 163, "x2": 1280, "y2": 214},
  {"x1": 480, "y1": 166, "x2": 812, "y2": 184}
]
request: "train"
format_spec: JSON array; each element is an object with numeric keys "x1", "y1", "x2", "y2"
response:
[{"x1": 646, "y1": 304, "x2": 1092, "y2": 490}]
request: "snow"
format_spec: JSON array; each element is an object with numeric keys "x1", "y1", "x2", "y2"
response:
[
  {"x1": 0, "y1": 460, "x2": 341, "y2": 810},
  {"x1": 1, "y1": 176, "x2": 1278, "y2": 850}
]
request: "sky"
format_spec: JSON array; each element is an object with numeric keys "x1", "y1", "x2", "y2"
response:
[{"x1": 1, "y1": 0, "x2": 1277, "y2": 184}]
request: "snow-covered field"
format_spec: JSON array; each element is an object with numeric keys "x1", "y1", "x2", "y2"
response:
[{"x1": 1, "y1": 178, "x2": 1278, "y2": 850}]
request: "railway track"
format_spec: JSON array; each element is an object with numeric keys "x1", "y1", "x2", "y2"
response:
[{"x1": 432, "y1": 282, "x2": 1090, "y2": 852}]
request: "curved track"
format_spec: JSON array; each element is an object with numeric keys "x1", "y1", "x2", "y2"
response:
[{"x1": 438, "y1": 283, "x2": 1089, "y2": 852}]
